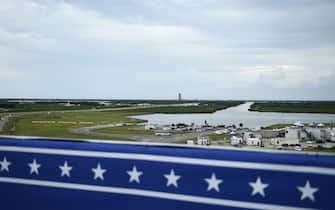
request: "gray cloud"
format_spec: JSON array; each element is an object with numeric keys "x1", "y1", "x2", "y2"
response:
[{"x1": 0, "y1": 0, "x2": 334, "y2": 100}]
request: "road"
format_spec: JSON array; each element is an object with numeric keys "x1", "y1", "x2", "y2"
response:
[
  {"x1": 0, "y1": 104, "x2": 177, "y2": 129},
  {"x1": 2, "y1": 103, "x2": 196, "y2": 117},
  {"x1": 70, "y1": 124, "x2": 215, "y2": 143},
  {"x1": 1, "y1": 104, "x2": 216, "y2": 143}
]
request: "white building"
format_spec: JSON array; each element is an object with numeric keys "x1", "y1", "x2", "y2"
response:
[
  {"x1": 305, "y1": 127, "x2": 330, "y2": 141},
  {"x1": 323, "y1": 128, "x2": 335, "y2": 142},
  {"x1": 197, "y1": 136, "x2": 210, "y2": 145},
  {"x1": 317, "y1": 123, "x2": 325, "y2": 128},
  {"x1": 187, "y1": 140, "x2": 195, "y2": 145},
  {"x1": 331, "y1": 128, "x2": 335, "y2": 142},
  {"x1": 293, "y1": 121, "x2": 304, "y2": 127},
  {"x1": 271, "y1": 128, "x2": 300, "y2": 146},
  {"x1": 215, "y1": 129, "x2": 229, "y2": 135},
  {"x1": 285, "y1": 128, "x2": 301, "y2": 142},
  {"x1": 246, "y1": 137, "x2": 261, "y2": 146},
  {"x1": 230, "y1": 131, "x2": 236, "y2": 135},
  {"x1": 162, "y1": 126, "x2": 171, "y2": 131},
  {"x1": 230, "y1": 136, "x2": 243, "y2": 146},
  {"x1": 243, "y1": 132, "x2": 261, "y2": 141}
]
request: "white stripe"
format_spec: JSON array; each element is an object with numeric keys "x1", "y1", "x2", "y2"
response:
[
  {"x1": 2, "y1": 135, "x2": 334, "y2": 156},
  {"x1": 0, "y1": 146, "x2": 334, "y2": 175},
  {"x1": 0, "y1": 177, "x2": 313, "y2": 210}
]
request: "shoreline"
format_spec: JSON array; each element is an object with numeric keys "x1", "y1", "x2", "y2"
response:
[{"x1": 248, "y1": 109, "x2": 335, "y2": 115}]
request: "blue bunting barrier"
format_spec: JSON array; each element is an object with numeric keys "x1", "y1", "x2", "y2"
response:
[{"x1": 0, "y1": 136, "x2": 334, "y2": 210}]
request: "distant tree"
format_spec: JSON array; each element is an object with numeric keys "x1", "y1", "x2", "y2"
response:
[{"x1": 239, "y1": 123, "x2": 243, "y2": 128}]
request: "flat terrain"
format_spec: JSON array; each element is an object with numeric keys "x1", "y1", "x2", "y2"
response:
[
  {"x1": 262, "y1": 122, "x2": 335, "y2": 129},
  {"x1": 70, "y1": 124, "x2": 216, "y2": 143},
  {"x1": 249, "y1": 101, "x2": 335, "y2": 114},
  {"x1": 0, "y1": 101, "x2": 242, "y2": 141},
  {"x1": 0, "y1": 102, "x2": 129, "y2": 113},
  {"x1": 125, "y1": 101, "x2": 243, "y2": 114},
  {"x1": 0, "y1": 100, "x2": 243, "y2": 113},
  {"x1": 0, "y1": 111, "x2": 143, "y2": 140},
  {"x1": 262, "y1": 123, "x2": 292, "y2": 129}
]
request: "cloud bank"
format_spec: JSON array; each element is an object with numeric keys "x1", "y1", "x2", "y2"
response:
[{"x1": 1, "y1": 0, "x2": 335, "y2": 100}]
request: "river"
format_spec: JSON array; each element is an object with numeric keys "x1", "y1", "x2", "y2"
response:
[{"x1": 131, "y1": 102, "x2": 335, "y2": 128}]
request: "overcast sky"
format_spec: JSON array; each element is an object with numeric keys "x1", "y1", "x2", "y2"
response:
[{"x1": 1, "y1": 0, "x2": 335, "y2": 100}]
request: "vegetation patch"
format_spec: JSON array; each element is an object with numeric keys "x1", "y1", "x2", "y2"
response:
[
  {"x1": 262, "y1": 124, "x2": 291, "y2": 129},
  {"x1": 0, "y1": 101, "x2": 243, "y2": 140},
  {"x1": 249, "y1": 101, "x2": 335, "y2": 114},
  {"x1": 126, "y1": 101, "x2": 243, "y2": 114},
  {"x1": 208, "y1": 134, "x2": 228, "y2": 141},
  {"x1": 0, "y1": 102, "x2": 129, "y2": 113},
  {"x1": 0, "y1": 111, "x2": 144, "y2": 139}
]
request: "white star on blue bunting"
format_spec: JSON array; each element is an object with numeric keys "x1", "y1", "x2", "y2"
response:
[
  {"x1": 0, "y1": 156, "x2": 11, "y2": 172},
  {"x1": 0, "y1": 155, "x2": 324, "y2": 205},
  {"x1": 28, "y1": 159, "x2": 41, "y2": 175},
  {"x1": 127, "y1": 165, "x2": 143, "y2": 183},
  {"x1": 249, "y1": 176, "x2": 269, "y2": 197},
  {"x1": 59, "y1": 161, "x2": 72, "y2": 177},
  {"x1": 205, "y1": 173, "x2": 222, "y2": 192},
  {"x1": 164, "y1": 169, "x2": 181, "y2": 188},
  {"x1": 92, "y1": 163, "x2": 106, "y2": 180},
  {"x1": 297, "y1": 180, "x2": 319, "y2": 202}
]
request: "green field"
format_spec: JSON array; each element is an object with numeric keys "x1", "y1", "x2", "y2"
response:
[
  {"x1": 208, "y1": 133, "x2": 228, "y2": 141},
  {"x1": 249, "y1": 102, "x2": 335, "y2": 114},
  {"x1": 0, "y1": 110, "x2": 144, "y2": 140},
  {"x1": 261, "y1": 124, "x2": 291, "y2": 129},
  {"x1": 125, "y1": 101, "x2": 243, "y2": 114},
  {"x1": 0, "y1": 100, "x2": 243, "y2": 113},
  {"x1": 0, "y1": 101, "x2": 242, "y2": 140},
  {"x1": 0, "y1": 102, "x2": 131, "y2": 113}
]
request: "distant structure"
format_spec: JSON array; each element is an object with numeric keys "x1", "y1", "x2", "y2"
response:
[
  {"x1": 197, "y1": 135, "x2": 210, "y2": 145},
  {"x1": 178, "y1": 93, "x2": 182, "y2": 101}
]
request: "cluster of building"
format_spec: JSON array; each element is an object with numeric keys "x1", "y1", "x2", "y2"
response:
[
  {"x1": 144, "y1": 120, "x2": 335, "y2": 151},
  {"x1": 181, "y1": 121, "x2": 335, "y2": 151},
  {"x1": 145, "y1": 122, "x2": 214, "y2": 136},
  {"x1": 225, "y1": 122, "x2": 335, "y2": 150}
]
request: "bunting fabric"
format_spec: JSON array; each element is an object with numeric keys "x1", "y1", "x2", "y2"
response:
[{"x1": 0, "y1": 136, "x2": 334, "y2": 210}]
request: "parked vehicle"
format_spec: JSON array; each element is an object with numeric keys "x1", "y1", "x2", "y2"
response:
[{"x1": 294, "y1": 146, "x2": 302, "y2": 151}]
